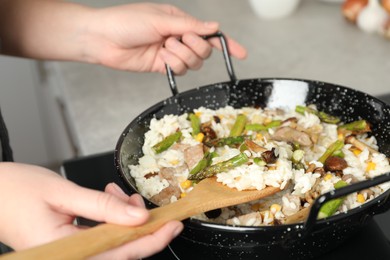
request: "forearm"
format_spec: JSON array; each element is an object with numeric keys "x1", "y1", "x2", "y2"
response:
[{"x1": 0, "y1": 0, "x2": 95, "y2": 62}]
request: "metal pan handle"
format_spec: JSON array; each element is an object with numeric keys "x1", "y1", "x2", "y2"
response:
[
  {"x1": 302, "y1": 172, "x2": 390, "y2": 235},
  {"x1": 165, "y1": 31, "x2": 237, "y2": 96}
]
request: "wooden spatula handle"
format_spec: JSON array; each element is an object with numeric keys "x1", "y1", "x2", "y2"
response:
[
  {"x1": 0, "y1": 178, "x2": 281, "y2": 259},
  {"x1": 0, "y1": 199, "x2": 193, "y2": 260}
]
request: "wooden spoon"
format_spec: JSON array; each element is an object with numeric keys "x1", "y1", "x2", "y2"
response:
[{"x1": 0, "y1": 178, "x2": 280, "y2": 260}]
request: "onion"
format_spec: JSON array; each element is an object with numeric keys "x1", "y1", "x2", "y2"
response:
[
  {"x1": 342, "y1": 0, "x2": 368, "y2": 23},
  {"x1": 382, "y1": 0, "x2": 390, "y2": 13},
  {"x1": 357, "y1": 0, "x2": 389, "y2": 33}
]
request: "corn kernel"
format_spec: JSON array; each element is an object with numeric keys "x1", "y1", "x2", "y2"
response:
[
  {"x1": 180, "y1": 192, "x2": 187, "y2": 198},
  {"x1": 268, "y1": 166, "x2": 277, "y2": 171},
  {"x1": 195, "y1": 132, "x2": 204, "y2": 142},
  {"x1": 337, "y1": 133, "x2": 344, "y2": 141},
  {"x1": 357, "y1": 193, "x2": 366, "y2": 203},
  {"x1": 352, "y1": 148, "x2": 362, "y2": 156},
  {"x1": 180, "y1": 180, "x2": 192, "y2": 189},
  {"x1": 366, "y1": 162, "x2": 376, "y2": 172},
  {"x1": 255, "y1": 133, "x2": 263, "y2": 141},
  {"x1": 324, "y1": 173, "x2": 333, "y2": 181},
  {"x1": 263, "y1": 117, "x2": 272, "y2": 124},
  {"x1": 170, "y1": 159, "x2": 179, "y2": 165},
  {"x1": 195, "y1": 112, "x2": 202, "y2": 117},
  {"x1": 270, "y1": 204, "x2": 282, "y2": 214}
]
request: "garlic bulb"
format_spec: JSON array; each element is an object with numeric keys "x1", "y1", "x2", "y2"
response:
[{"x1": 356, "y1": 0, "x2": 388, "y2": 33}]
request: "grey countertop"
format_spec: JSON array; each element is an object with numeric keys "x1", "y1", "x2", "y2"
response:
[{"x1": 46, "y1": 0, "x2": 390, "y2": 156}]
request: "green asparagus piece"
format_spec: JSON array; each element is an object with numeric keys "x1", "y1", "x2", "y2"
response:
[
  {"x1": 229, "y1": 114, "x2": 247, "y2": 137},
  {"x1": 296, "y1": 105, "x2": 340, "y2": 124},
  {"x1": 292, "y1": 149, "x2": 304, "y2": 164},
  {"x1": 239, "y1": 142, "x2": 248, "y2": 152},
  {"x1": 189, "y1": 151, "x2": 217, "y2": 175},
  {"x1": 253, "y1": 157, "x2": 266, "y2": 166},
  {"x1": 331, "y1": 149, "x2": 345, "y2": 158},
  {"x1": 291, "y1": 149, "x2": 305, "y2": 170},
  {"x1": 189, "y1": 113, "x2": 201, "y2": 136},
  {"x1": 337, "y1": 120, "x2": 371, "y2": 133},
  {"x1": 318, "y1": 180, "x2": 348, "y2": 219},
  {"x1": 245, "y1": 120, "x2": 282, "y2": 132},
  {"x1": 152, "y1": 131, "x2": 182, "y2": 154},
  {"x1": 188, "y1": 153, "x2": 249, "y2": 181},
  {"x1": 291, "y1": 142, "x2": 301, "y2": 151},
  {"x1": 205, "y1": 135, "x2": 248, "y2": 148},
  {"x1": 318, "y1": 140, "x2": 344, "y2": 164}
]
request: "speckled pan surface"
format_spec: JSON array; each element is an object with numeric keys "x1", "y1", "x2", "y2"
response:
[{"x1": 114, "y1": 78, "x2": 390, "y2": 260}]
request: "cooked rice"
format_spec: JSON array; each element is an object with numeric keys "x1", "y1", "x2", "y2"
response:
[{"x1": 128, "y1": 105, "x2": 390, "y2": 226}]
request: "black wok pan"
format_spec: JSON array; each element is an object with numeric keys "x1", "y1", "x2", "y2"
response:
[{"x1": 114, "y1": 32, "x2": 390, "y2": 260}]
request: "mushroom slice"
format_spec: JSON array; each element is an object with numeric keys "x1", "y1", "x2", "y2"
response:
[
  {"x1": 345, "y1": 135, "x2": 378, "y2": 154},
  {"x1": 272, "y1": 126, "x2": 313, "y2": 147},
  {"x1": 244, "y1": 139, "x2": 267, "y2": 153}
]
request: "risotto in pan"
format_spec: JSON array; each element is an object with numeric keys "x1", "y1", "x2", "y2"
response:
[{"x1": 128, "y1": 105, "x2": 390, "y2": 226}]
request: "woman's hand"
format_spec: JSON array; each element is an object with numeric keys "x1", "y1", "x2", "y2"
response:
[
  {"x1": 0, "y1": 162, "x2": 183, "y2": 259},
  {"x1": 83, "y1": 3, "x2": 247, "y2": 74},
  {"x1": 0, "y1": 1, "x2": 247, "y2": 75}
]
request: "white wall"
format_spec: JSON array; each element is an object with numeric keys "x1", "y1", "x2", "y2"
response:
[{"x1": 0, "y1": 56, "x2": 74, "y2": 168}]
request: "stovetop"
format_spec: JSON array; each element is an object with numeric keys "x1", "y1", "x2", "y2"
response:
[{"x1": 62, "y1": 150, "x2": 390, "y2": 260}]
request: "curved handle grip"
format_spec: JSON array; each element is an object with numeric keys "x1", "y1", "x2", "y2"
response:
[
  {"x1": 303, "y1": 172, "x2": 390, "y2": 235},
  {"x1": 166, "y1": 31, "x2": 237, "y2": 96}
]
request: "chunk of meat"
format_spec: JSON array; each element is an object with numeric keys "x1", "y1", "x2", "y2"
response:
[
  {"x1": 150, "y1": 165, "x2": 188, "y2": 206},
  {"x1": 150, "y1": 184, "x2": 181, "y2": 206},
  {"x1": 171, "y1": 143, "x2": 190, "y2": 153},
  {"x1": 184, "y1": 144, "x2": 204, "y2": 170},
  {"x1": 272, "y1": 126, "x2": 313, "y2": 147},
  {"x1": 159, "y1": 165, "x2": 187, "y2": 186}
]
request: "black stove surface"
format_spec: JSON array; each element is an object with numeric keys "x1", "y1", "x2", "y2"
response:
[{"x1": 62, "y1": 151, "x2": 390, "y2": 260}]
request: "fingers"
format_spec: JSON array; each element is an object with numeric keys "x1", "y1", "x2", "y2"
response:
[
  {"x1": 56, "y1": 182, "x2": 149, "y2": 226},
  {"x1": 160, "y1": 32, "x2": 247, "y2": 75},
  {"x1": 105, "y1": 182, "x2": 145, "y2": 208},
  {"x1": 207, "y1": 34, "x2": 247, "y2": 60},
  {"x1": 92, "y1": 221, "x2": 184, "y2": 260},
  {"x1": 161, "y1": 33, "x2": 212, "y2": 75}
]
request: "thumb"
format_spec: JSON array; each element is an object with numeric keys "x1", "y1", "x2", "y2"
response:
[{"x1": 54, "y1": 182, "x2": 150, "y2": 226}]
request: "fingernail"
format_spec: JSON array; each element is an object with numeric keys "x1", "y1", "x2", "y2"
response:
[
  {"x1": 110, "y1": 182, "x2": 126, "y2": 195},
  {"x1": 204, "y1": 21, "x2": 219, "y2": 29},
  {"x1": 172, "y1": 224, "x2": 183, "y2": 238},
  {"x1": 131, "y1": 193, "x2": 146, "y2": 208}
]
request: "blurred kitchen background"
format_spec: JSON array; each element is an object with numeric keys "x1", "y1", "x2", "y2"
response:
[{"x1": 1, "y1": 0, "x2": 389, "y2": 232}]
